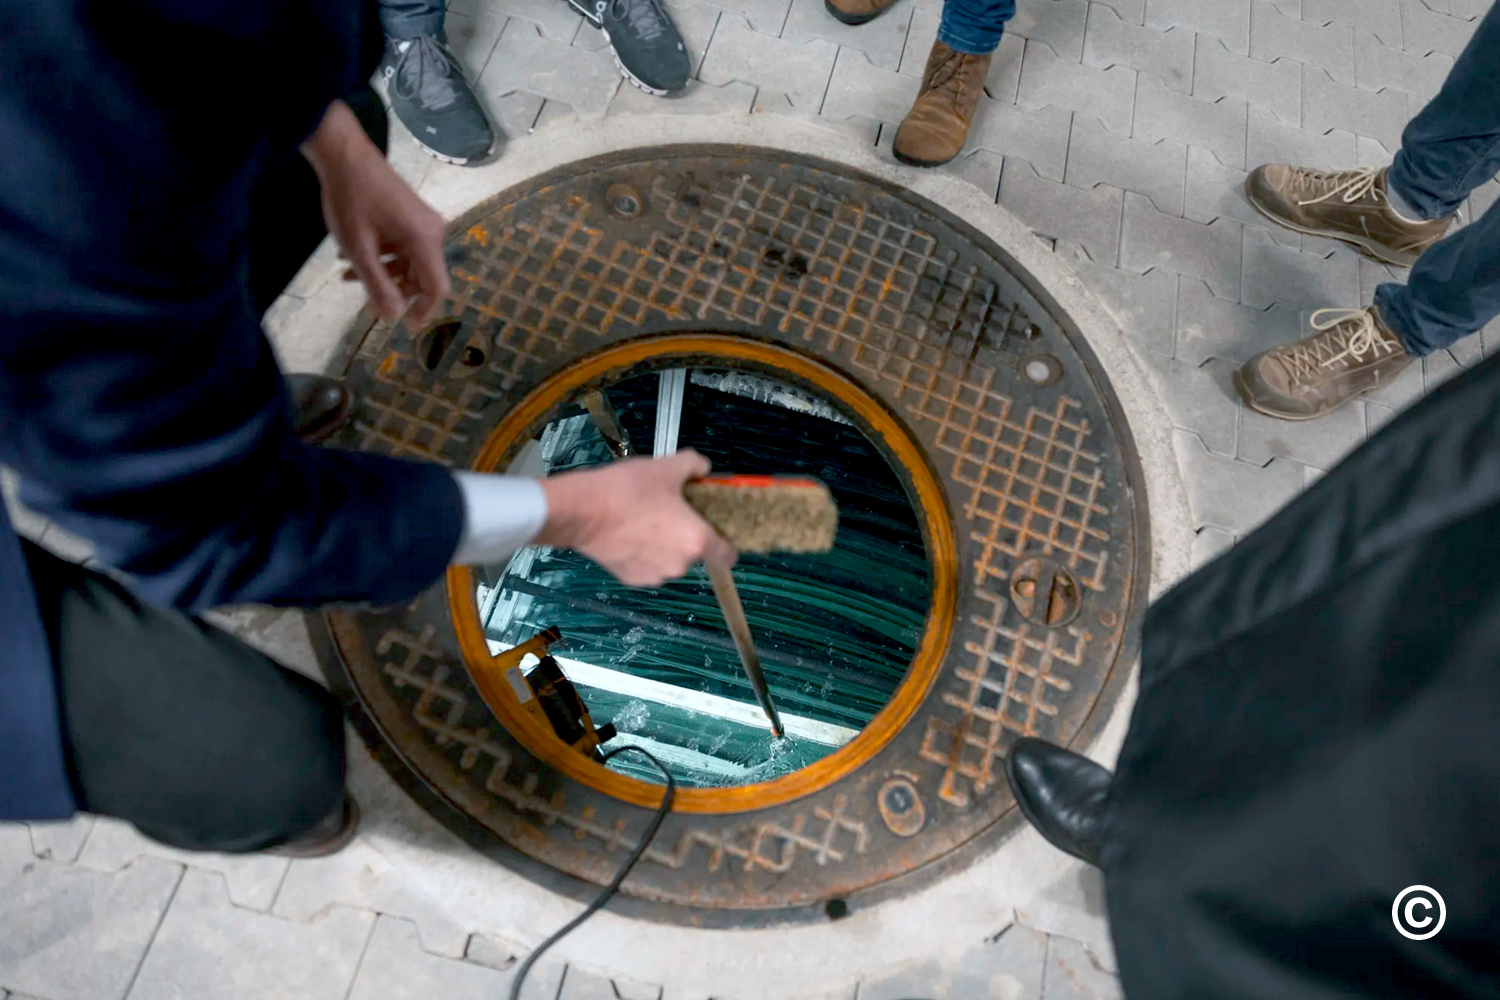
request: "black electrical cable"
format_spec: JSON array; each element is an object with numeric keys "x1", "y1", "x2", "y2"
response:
[{"x1": 507, "y1": 745, "x2": 676, "y2": 1000}]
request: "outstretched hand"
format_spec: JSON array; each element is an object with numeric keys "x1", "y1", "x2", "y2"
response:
[
  {"x1": 538, "y1": 450, "x2": 737, "y2": 587},
  {"x1": 301, "y1": 100, "x2": 450, "y2": 326}
]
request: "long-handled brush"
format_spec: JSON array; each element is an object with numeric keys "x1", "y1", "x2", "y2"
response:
[{"x1": 684, "y1": 475, "x2": 839, "y2": 738}]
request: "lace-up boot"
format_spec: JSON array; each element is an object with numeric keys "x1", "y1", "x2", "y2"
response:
[
  {"x1": 893, "y1": 41, "x2": 992, "y2": 168},
  {"x1": 1234, "y1": 307, "x2": 1414, "y2": 420},
  {"x1": 381, "y1": 35, "x2": 494, "y2": 165},
  {"x1": 1245, "y1": 165, "x2": 1453, "y2": 267}
]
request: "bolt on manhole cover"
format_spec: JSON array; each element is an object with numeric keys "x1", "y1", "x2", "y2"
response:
[{"x1": 314, "y1": 145, "x2": 1149, "y2": 927}]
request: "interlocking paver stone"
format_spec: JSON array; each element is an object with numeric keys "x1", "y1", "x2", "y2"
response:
[
  {"x1": 1082, "y1": 6, "x2": 1193, "y2": 92},
  {"x1": 1066, "y1": 115, "x2": 1186, "y2": 215},
  {"x1": 822, "y1": 47, "x2": 914, "y2": 123},
  {"x1": 1250, "y1": 1, "x2": 1354, "y2": 83},
  {"x1": 862, "y1": 925, "x2": 1047, "y2": 1000},
  {"x1": 455, "y1": 0, "x2": 581, "y2": 38},
  {"x1": 1246, "y1": 104, "x2": 1357, "y2": 170},
  {"x1": 687, "y1": 0, "x2": 791, "y2": 31},
  {"x1": 1241, "y1": 227, "x2": 1361, "y2": 309},
  {"x1": 26, "y1": 816, "x2": 94, "y2": 864},
  {"x1": 1175, "y1": 277, "x2": 1307, "y2": 365},
  {"x1": 1121, "y1": 193, "x2": 1244, "y2": 299},
  {"x1": 0, "y1": 833, "x2": 181, "y2": 1000},
  {"x1": 1400, "y1": 0, "x2": 1479, "y2": 56},
  {"x1": 557, "y1": 967, "x2": 666, "y2": 1000},
  {"x1": 1144, "y1": 0, "x2": 1249, "y2": 53},
  {"x1": 968, "y1": 100, "x2": 1073, "y2": 180},
  {"x1": 1191, "y1": 525, "x2": 1236, "y2": 569},
  {"x1": 348, "y1": 917, "x2": 564, "y2": 1000},
  {"x1": 1001, "y1": 160, "x2": 1124, "y2": 264},
  {"x1": 129, "y1": 870, "x2": 371, "y2": 1000},
  {"x1": 1066, "y1": 252, "x2": 1178, "y2": 356},
  {"x1": 1305, "y1": 0, "x2": 1401, "y2": 46},
  {"x1": 1184, "y1": 146, "x2": 1298, "y2": 246},
  {"x1": 611, "y1": 77, "x2": 755, "y2": 115},
  {"x1": 1137, "y1": 352, "x2": 1241, "y2": 455},
  {"x1": 1171, "y1": 428, "x2": 1306, "y2": 534},
  {"x1": 1193, "y1": 36, "x2": 1299, "y2": 126},
  {"x1": 1043, "y1": 934, "x2": 1124, "y2": 1000},
  {"x1": 1238, "y1": 395, "x2": 1367, "y2": 467},
  {"x1": 1018, "y1": 41, "x2": 1136, "y2": 135},
  {"x1": 701, "y1": 16, "x2": 838, "y2": 111},
  {"x1": 1133, "y1": 74, "x2": 1246, "y2": 169},
  {"x1": 1091, "y1": 0, "x2": 1145, "y2": 23},
  {"x1": 782, "y1": 0, "x2": 914, "y2": 69},
  {"x1": 1302, "y1": 66, "x2": 1410, "y2": 152},
  {"x1": 479, "y1": 18, "x2": 620, "y2": 118},
  {"x1": 1353, "y1": 30, "x2": 1454, "y2": 97},
  {"x1": 76, "y1": 818, "x2": 289, "y2": 913},
  {"x1": 900, "y1": 5, "x2": 940, "y2": 75},
  {"x1": 1009, "y1": 0, "x2": 1091, "y2": 62}
]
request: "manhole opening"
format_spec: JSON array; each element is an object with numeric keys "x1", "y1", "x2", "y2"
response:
[{"x1": 473, "y1": 362, "x2": 932, "y2": 790}]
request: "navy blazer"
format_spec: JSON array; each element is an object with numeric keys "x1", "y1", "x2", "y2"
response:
[{"x1": 1, "y1": 1, "x2": 464, "y2": 819}]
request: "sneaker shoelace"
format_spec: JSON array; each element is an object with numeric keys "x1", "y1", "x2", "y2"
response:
[
  {"x1": 1279, "y1": 308, "x2": 1399, "y2": 383},
  {"x1": 608, "y1": 0, "x2": 668, "y2": 43},
  {"x1": 392, "y1": 36, "x2": 462, "y2": 112},
  {"x1": 1291, "y1": 165, "x2": 1382, "y2": 209}
]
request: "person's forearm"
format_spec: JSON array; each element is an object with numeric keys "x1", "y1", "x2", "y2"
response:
[{"x1": 300, "y1": 100, "x2": 377, "y2": 180}]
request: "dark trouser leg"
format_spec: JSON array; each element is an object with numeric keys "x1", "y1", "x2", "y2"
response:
[
  {"x1": 246, "y1": 85, "x2": 389, "y2": 319},
  {"x1": 378, "y1": 0, "x2": 447, "y2": 38},
  {"x1": 23, "y1": 541, "x2": 345, "y2": 853},
  {"x1": 937, "y1": 0, "x2": 1015, "y2": 54},
  {"x1": 1376, "y1": 3, "x2": 1500, "y2": 356},
  {"x1": 1386, "y1": 1, "x2": 1500, "y2": 220}
]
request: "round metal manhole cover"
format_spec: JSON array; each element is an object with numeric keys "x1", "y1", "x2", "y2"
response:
[{"x1": 315, "y1": 145, "x2": 1148, "y2": 927}]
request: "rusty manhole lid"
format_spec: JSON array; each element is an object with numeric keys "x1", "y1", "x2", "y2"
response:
[{"x1": 315, "y1": 145, "x2": 1148, "y2": 927}]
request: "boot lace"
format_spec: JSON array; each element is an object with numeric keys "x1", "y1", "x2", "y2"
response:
[
  {"x1": 609, "y1": 0, "x2": 668, "y2": 42},
  {"x1": 1290, "y1": 165, "x2": 1382, "y2": 209},
  {"x1": 925, "y1": 47, "x2": 975, "y2": 105},
  {"x1": 1278, "y1": 308, "x2": 1399, "y2": 383},
  {"x1": 391, "y1": 36, "x2": 462, "y2": 112}
]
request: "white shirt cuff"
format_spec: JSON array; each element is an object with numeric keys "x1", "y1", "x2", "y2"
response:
[{"x1": 449, "y1": 471, "x2": 548, "y2": 566}]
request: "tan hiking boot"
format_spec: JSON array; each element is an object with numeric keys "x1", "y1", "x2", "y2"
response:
[
  {"x1": 893, "y1": 42, "x2": 992, "y2": 168},
  {"x1": 1244, "y1": 164, "x2": 1453, "y2": 267},
  {"x1": 824, "y1": 0, "x2": 900, "y2": 24},
  {"x1": 1234, "y1": 307, "x2": 1414, "y2": 420}
]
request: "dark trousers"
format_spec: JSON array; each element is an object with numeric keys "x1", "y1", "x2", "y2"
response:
[
  {"x1": 1377, "y1": 0, "x2": 1500, "y2": 356},
  {"x1": 377, "y1": 0, "x2": 446, "y2": 39},
  {"x1": 42, "y1": 86, "x2": 389, "y2": 852}
]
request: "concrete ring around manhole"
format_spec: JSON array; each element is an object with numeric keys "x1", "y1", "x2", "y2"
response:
[{"x1": 280, "y1": 115, "x2": 1192, "y2": 996}]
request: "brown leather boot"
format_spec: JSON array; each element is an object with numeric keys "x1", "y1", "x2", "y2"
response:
[
  {"x1": 1234, "y1": 307, "x2": 1414, "y2": 421},
  {"x1": 1244, "y1": 165, "x2": 1453, "y2": 267},
  {"x1": 893, "y1": 41, "x2": 991, "y2": 168},
  {"x1": 286, "y1": 374, "x2": 353, "y2": 444},
  {"x1": 824, "y1": 0, "x2": 900, "y2": 24}
]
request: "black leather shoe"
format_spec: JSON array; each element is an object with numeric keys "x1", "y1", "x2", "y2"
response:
[
  {"x1": 286, "y1": 374, "x2": 352, "y2": 444},
  {"x1": 1005, "y1": 737, "x2": 1112, "y2": 867},
  {"x1": 266, "y1": 793, "x2": 361, "y2": 858}
]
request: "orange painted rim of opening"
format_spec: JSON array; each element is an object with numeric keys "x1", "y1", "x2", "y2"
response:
[{"x1": 446, "y1": 334, "x2": 957, "y2": 814}]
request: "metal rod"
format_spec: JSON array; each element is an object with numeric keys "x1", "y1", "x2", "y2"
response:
[{"x1": 705, "y1": 559, "x2": 784, "y2": 738}]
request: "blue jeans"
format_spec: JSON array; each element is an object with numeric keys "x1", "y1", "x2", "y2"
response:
[
  {"x1": 938, "y1": 0, "x2": 1016, "y2": 55},
  {"x1": 1377, "y1": 1, "x2": 1500, "y2": 356},
  {"x1": 378, "y1": 0, "x2": 445, "y2": 39}
]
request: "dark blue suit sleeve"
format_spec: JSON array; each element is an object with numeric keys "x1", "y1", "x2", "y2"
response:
[{"x1": 1, "y1": 276, "x2": 464, "y2": 611}]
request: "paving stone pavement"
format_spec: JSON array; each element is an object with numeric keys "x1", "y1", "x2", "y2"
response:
[{"x1": 4, "y1": 0, "x2": 1498, "y2": 996}]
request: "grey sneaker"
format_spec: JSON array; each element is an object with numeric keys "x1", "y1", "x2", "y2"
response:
[
  {"x1": 566, "y1": 0, "x2": 691, "y2": 94},
  {"x1": 381, "y1": 35, "x2": 495, "y2": 165},
  {"x1": 1244, "y1": 165, "x2": 1453, "y2": 268},
  {"x1": 1234, "y1": 307, "x2": 1414, "y2": 421}
]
